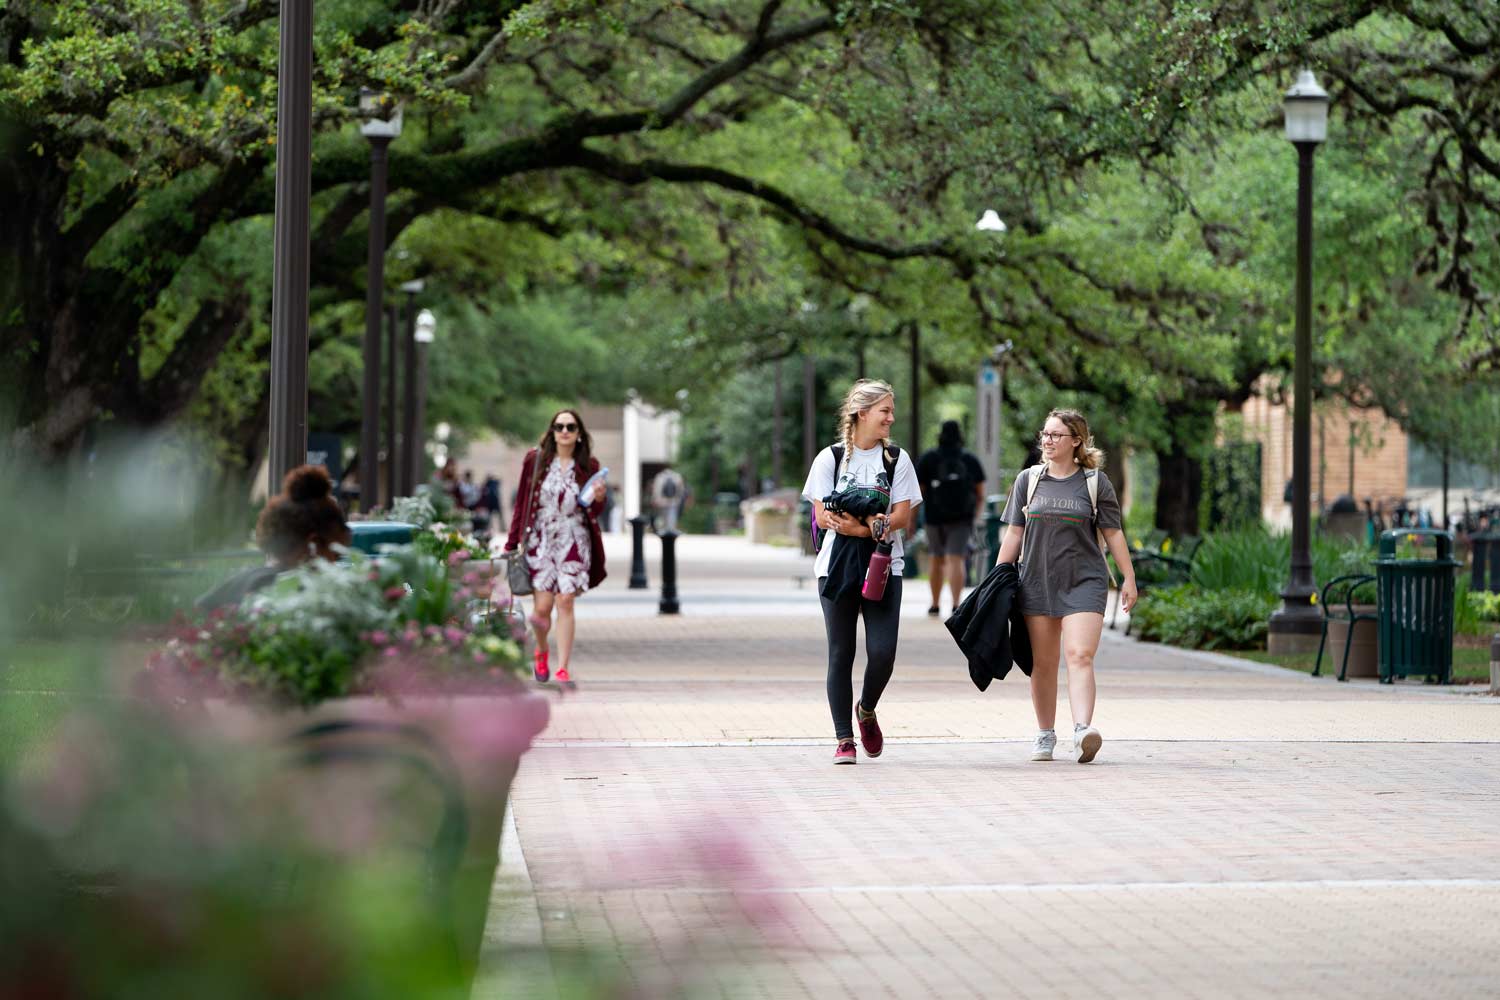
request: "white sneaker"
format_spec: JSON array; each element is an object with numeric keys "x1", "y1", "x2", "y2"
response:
[
  {"x1": 1030, "y1": 730, "x2": 1056, "y2": 761},
  {"x1": 1074, "y1": 725, "x2": 1102, "y2": 764}
]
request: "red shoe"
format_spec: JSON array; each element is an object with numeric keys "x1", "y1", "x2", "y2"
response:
[
  {"x1": 553, "y1": 664, "x2": 576, "y2": 690},
  {"x1": 533, "y1": 648, "x2": 550, "y2": 683},
  {"x1": 833, "y1": 740, "x2": 857, "y2": 765},
  {"x1": 856, "y1": 703, "x2": 883, "y2": 758}
]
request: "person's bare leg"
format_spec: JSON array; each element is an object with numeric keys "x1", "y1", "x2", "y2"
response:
[
  {"x1": 1025, "y1": 615, "x2": 1062, "y2": 730},
  {"x1": 946, "y1": 552, "x2": 966, "y2": 609},
  {"x1": 554, "y1": 592, "x2": 577, "y2": 670},
  {"x1": 928, "y1": 554, "x2": 945, "y2": 609},
  {"x1": 1061, "y1": 612, "x2": 1104, "y2": 726},
  {"x1": 530, "y1": 590, "x2": 554, "y2": 650}
]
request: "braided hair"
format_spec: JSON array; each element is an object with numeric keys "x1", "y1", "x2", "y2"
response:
[{"x1": 837, "y1": 379, "x2": 895, "y2": 480}]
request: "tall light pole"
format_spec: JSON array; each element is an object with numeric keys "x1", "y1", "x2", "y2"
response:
[
  {"x1": 385, "y1": 302, "x2": 399, "y2": 504},
  {"x1": 975, "y1": 211, "x2": 1010, "y2": 485},
  {"x1": 410, "y1": 308, "x2": 436, "y2": 491},
  {"x1": 359, "y1": 90, "x2": 401, "y2": 511},
  {"x1": 1268, "y1": 69, "x2": 1331, "y2": 654},
  {"x1": 268, "y1": 0, "x2": 314, "y2": 487},
  {"x1": 398, "y1": 279, "x2": 424, "y2": 494}
]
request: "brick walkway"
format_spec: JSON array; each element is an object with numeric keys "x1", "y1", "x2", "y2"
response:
[{"x1": 474, "y1": 535, "x2": 1500, "y2": 999}]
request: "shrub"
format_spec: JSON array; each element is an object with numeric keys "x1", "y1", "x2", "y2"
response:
[
  {"x1": 1189, "y1": 528, "x2": 1372, "y2": 594},
  {"x1": 1455, "y1": 576, "x2": 1500, "y2": 636},
  {"x1": 1132, "y1": 585, "x2": 1278, "y2": 650}
]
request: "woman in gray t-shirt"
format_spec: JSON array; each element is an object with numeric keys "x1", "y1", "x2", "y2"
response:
[{"x1": 995, "y1": 409, "x2": 1138, "y2": 765}]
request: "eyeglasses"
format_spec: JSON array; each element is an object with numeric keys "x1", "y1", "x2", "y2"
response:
[
  {"x1": 553, "y1": 422, "x2": 579, "y2": 433},
  {"x1": 1038, "y1": 431, "x2": 1076, "y2": 443}
]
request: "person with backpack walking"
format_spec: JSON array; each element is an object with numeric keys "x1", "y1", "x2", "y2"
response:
[
  {"x1": 916, "y1": 420, "x2": 987, "y2": 617},
  {"x1": 995, "y1": 409, "x2": 1137, "y2": 763},
  {"x1": 650, "y1": 467, "x2": 688, "y2": 533},
  {"x1": 801, "y1": 379, "x2": 923, "y2": 765}
]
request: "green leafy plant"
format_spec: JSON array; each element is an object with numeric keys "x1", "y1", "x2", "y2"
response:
[
  {"x1": 1132, "y1": 585, "x2": 1278, "y2": 650},
  {"x1": 1188, "y1": 528, "x2": 1372, "y2": 594},
  {"x1": 148, "y1": 547, "x2": 524, "y2": 706}
]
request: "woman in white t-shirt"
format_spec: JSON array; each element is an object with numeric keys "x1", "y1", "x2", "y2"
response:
[{"x1": 801, "y1": 379, "x2": 923, "y2": 765}]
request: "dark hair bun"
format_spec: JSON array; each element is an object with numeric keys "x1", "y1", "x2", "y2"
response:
[{"x1": 282, "y1": 464, "x2": 334, "y2": 503}]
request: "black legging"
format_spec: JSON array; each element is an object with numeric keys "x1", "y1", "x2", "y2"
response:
[{"x1": 819, "y1": 576, "x2": 903, "y2": 741}]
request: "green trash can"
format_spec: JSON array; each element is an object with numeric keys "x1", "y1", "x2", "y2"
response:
[
  {"x1": 1375, "y1": 528, "x2": 1460, "y2": 684},
  {"x1": 348, "y1": 521, "x2": 416, "y2": 555}
]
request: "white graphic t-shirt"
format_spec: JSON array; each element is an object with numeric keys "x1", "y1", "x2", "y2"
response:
[{"x1": 801, "y1": 444, "x2": 923, "y2": 579}]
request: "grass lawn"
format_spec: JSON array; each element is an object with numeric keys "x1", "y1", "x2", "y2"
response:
[
  {"x1": 0, "y1": 640, "x2": 123, "y2": 769},
  {"x1": 1234, "y1": 644, "x2": 1494, "y2": 683}
]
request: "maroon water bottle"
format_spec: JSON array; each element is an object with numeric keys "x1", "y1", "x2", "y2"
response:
[{"x1": 862, "y1": 538, "x2": 894, "y2": 601}]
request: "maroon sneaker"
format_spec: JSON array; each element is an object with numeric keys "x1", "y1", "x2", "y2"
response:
[
  {"x1": 833, "y1": 740, "x2": 857, "y2": 765},
  {"x1": 856, "y1": 703, "x2": 883, "y2": 758}
]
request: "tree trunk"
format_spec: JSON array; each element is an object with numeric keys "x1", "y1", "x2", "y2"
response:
[{"x1": 1154, "y1": 442, "x2": 1202, "y2": 537}]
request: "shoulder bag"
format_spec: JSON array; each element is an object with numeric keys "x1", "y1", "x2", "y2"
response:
[{"x1": 503, "y1": 457, "x2": 538, "y2": 596}]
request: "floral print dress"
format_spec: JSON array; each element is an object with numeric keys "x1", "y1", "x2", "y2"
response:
[{"x1": 525, "y1": 457, "x2": 592, "y2": 594}]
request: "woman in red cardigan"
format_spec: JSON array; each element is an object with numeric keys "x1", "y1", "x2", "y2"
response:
[{"x1": 505, "y1": 408, "x2": 607, "y2": 687}]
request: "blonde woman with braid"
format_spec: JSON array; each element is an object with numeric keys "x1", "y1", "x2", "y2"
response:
[
  {"x1": 801, "y1": 379, "x2": 923, "y2": 765},
  {"x1": 995, "y1": 409, "x2": 1137, "y2": 764}
]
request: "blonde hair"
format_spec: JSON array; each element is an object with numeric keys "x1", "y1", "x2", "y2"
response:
[
  {"x1": 1048, "y1": 408, "x2": 1104, "y2": 470},
  {"x1": 838, "y1": 379, "x2": 895, "y2": 476}
]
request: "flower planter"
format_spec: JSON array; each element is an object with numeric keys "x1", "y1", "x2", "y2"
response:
[
  {"x1": 206, "y1": 689, "x2": 550, "y2": 984},
  {"x1": 1327, "y1": 606, "x2": 1378, "y2": 678}
]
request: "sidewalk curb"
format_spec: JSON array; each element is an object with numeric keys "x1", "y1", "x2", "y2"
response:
[{"x1": 471, "y1": 803, "x2": 557, "y2": 1000}]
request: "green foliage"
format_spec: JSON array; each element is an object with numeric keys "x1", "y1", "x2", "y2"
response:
[
  {"x1": 1455, "y1": 576, "x2": 1500, "y2": 638},
  {"x1": 1132, "y1": 584, "x2": 1278, "y2": 650},
  {"x1": 151, "y1": 546, "x2": 522, "y2": 706},
  {"x1": 1189, "y1": 528, "x2": 1372, "y2": 594}
]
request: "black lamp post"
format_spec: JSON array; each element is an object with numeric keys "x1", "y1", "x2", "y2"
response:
[
  {"x1": 359, "y1": 90, "x2": 401, "y2": 511},
  {"x1": 268, "y1": 0, "x2": 314, "y2": 487},
  {"x1": 410, "y1": 308, "x2": 436, "y2": 490},
  {"x1": 385, "y1": 303, "x2": 399, "y2": 503},
  {"x1": 398, "y1": 279, "x2": 424, "y2": 495},
  {"x1": 1268, "y1": 69, "x2": 1331, "y2": 653}
]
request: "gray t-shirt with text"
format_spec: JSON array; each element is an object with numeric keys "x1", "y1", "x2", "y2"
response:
[{"x1": 1001, "y1": 467, "x2": 1122, "y2": 617}]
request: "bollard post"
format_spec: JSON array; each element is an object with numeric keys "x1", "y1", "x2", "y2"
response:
[
  {"x1": 628, "y1": 515, "x2": 650, "y2": 590},
  {"x1": 1491, "y1": 633, "x2": 1499, "y2": 695},
  {"x1": 659, "y1": 530, "x2": 681, "y2": 614}
]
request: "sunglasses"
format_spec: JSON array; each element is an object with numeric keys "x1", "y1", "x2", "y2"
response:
[{"x1": 552, "y1": 422, "x2": 579, "y2": 433}]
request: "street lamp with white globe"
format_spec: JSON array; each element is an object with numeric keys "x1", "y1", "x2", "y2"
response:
[
  {"x1": 410, "y1": 308, "x2": 436, "y2": 490},
  {"x1": 1268, "y1": 69, "x2": 1331, "y2": 654}
]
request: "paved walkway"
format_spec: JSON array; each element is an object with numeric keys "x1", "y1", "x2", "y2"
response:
[{"x1": 475, "y1": 534, "x2": 1500, "y2": 999}]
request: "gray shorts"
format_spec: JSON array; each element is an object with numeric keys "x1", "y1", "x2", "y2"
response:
[{"x1": 926, "y1": 519, "x2": 973, "y2": 557}]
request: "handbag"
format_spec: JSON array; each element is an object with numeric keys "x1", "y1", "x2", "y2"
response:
[{"x1": 504, "y1": 460, "x2": 537, "y2": 596}]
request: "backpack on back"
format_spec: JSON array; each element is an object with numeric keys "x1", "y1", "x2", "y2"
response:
[{"x1": 926, "y1": 451, "x2": 976, "y2": 523}]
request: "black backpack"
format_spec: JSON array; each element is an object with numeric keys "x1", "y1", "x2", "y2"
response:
[{"x1": 926, "y1": 451, "x2": 976, "y2": 523}]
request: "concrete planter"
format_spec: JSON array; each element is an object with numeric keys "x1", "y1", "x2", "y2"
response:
[
  {"x1": 207, "y1": 690, "x2": 550, "y2": 985},
  {"x1": 1327, "y1": 607, "x2": 1378, "y2": 678},
  {"x1": 744, "y1": 509, "x2": 797, "y2": 546}
]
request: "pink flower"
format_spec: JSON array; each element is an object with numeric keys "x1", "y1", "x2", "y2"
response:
[
  {"x1": 384, "y1": 646, "x2": 401, "y2": 657},
  {"x1": 424, "y1": 626, "x2": 442, "y2": 639},
  {"x1": 473, "y1": 651, "x2": 487, "y2": 663},
  {"x1": 369, "y1": 631, "x2": 389, "y2": 647},
  {"x1": 384, "y1": 586, "x2": 405, "y2": 601},
  {"x1": 448, "y1": 550, "x2": 470, "y2": 566},
  {"x1": 443, "y1": 626, "x2": 465, "y2": 646}
]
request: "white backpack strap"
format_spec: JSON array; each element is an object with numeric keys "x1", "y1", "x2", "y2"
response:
[{"x1": 1018, "y1": 465, "x2": 1046, "y2": 569}]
